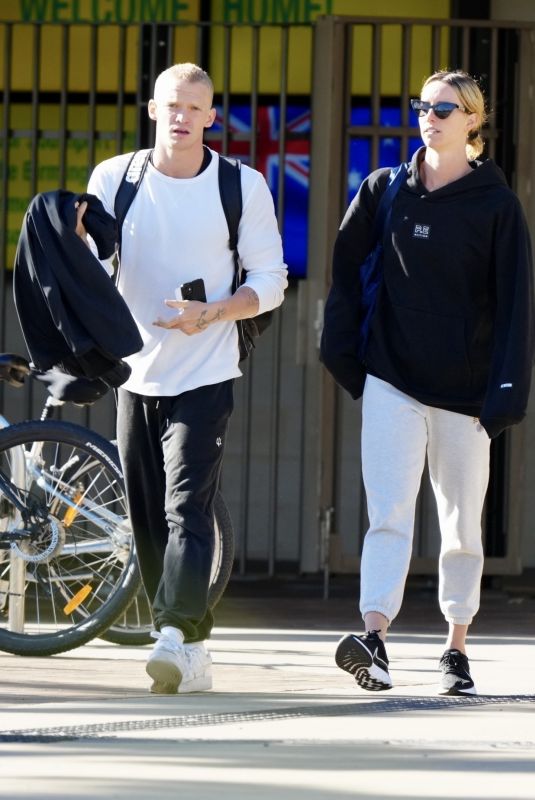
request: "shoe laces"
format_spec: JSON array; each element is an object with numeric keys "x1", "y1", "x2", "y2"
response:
[
  {"x1": 440, "y1": 650, "x2": 467, "y2": 672},
  {"x1": 150, "y1": 630, "x2": 182, "y2": 654},
  {"x1": 185, "y1": 643, "x2": 209, "y2": 671},
  {"x1": 363, "y1": 630, "x2": 384, "y2": 649}
]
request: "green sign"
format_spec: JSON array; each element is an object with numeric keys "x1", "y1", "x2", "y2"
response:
[
  {"x1": 221, "y1": 0, "x2": 333, "y2": 23},
  {"x1": 17, "y1": 0, "x2": 193, "y2": 23}
]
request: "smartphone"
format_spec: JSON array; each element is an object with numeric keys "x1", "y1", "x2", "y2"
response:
[{"x1": 178, "y1": 278, "x2": 207, "y2": 303}]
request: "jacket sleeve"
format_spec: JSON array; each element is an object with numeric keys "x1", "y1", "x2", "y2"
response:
[
  {"x1": 479, "y1": 195, "x2": 535, "y2": 438},
  {"x1": 320, "y1": 168, "x2": 390, "y2": 398}
]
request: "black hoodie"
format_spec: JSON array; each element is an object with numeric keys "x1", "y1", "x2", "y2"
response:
[
  {"x1": 14, "y1": 190, "x2": 143, "y2": 388},
  {"x1": 323, "y1": 147, "x2": 535, "y2": 439}
]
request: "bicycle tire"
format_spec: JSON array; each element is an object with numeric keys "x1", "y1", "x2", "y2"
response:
[
  {"x1": 0, "y1": 420, "x2": 141, "y2": 656},
  {"x1": 99, "y1": 490, "x2": 235, "y2": 646}
]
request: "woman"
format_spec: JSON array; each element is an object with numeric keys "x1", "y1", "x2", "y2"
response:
[{"x1": 323, "y1": 70, "x2": 534, "y2": 695}]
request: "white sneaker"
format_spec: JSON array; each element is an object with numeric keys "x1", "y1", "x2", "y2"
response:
[
  {"x1": 178, "y1": 642, "x2": 213, "y2": 694},
  {"x1": 147, "y1": 634, "x2": 212, "y2": 695},
  {"x1": 146, "y1": 630, "x2": 188, "y2": 694}
]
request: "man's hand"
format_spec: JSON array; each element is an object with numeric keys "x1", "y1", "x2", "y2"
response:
[
  {"x1": 74, "y1": 200, "x2": 89, "y2": 246},
  {"x1": 153, "y1": 299, "x2": 225, "y2": 336},
  {"x1": 153, "y1": 286, "x2": 260, "y2": 336}
]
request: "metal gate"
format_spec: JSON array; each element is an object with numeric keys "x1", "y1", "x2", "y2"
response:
[
  {"x1": 1, "y1": 15, "x2": 534, "y2": 582},
  {"x1": 0, "y1": 19, "x2": 311, "y2": 578},
  {"x1": 303, "y1": 15, "x2": 535, "y2": 586}
]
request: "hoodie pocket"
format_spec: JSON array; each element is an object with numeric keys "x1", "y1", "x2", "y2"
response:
[{"x1": 389, "y1": 304, "x2": 472, "y2": 395}]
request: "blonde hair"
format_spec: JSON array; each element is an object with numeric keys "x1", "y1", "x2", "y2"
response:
[
  {"x1": 153, "y1": 63, "x2": 214, "y2": 104},
  {"x1": 422, "y1": 70, "x2": 488, "y2": 160}
]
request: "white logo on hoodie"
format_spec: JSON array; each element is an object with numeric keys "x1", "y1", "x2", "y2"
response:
[{"x1": 413, "y1": 223, "x2": 431, "y2": 239}]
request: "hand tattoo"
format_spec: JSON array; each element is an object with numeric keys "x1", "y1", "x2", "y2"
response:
[{"x1": 194, "y1": 306, "x2": 225, "y2": 330}]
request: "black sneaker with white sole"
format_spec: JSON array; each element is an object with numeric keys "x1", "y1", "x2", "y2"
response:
[
  {"x1": 438, "y1": 649, "x2": 476, "y2": 696},
  {"x1": 335, "y1": 631, "x2": 392, "y2": 691}
]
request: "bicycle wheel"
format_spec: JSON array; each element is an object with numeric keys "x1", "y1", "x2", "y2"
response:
[
  {"x1": 100, "y1": 490, "x2": 235, "y2": 646},
  {"x1": 0, "y1": 420, "x2": 141, "y2": 656}
]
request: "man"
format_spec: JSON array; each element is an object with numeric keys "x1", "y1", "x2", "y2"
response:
[{"x1": 81, "y1": 63, "x2": 287, "y2": 694}]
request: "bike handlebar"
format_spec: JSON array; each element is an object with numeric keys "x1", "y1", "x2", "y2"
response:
[
  {"x1": 0, "y1": 353, "x2": 32, "y2": 387},
  {"x1": 0, "y1": 353, "x2": 109, "y2": 406}
]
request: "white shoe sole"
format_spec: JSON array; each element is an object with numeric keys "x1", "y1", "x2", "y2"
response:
[
  {"x1": 336, "y1": 634, "x2": 392, "y2": 691},
  {"x1": 149, "y1": 672, "x2": 212, "y2": 695},
  {"x1": 438, "y1": 684, "x2": 477, "y2": 696},
  {"x1": 178, "y1": 673, "x2": 213, "y2": 693},
  {"x1": 356, "y1": 662, "x2": 392, "y2": 691},
  {"x1": 146, "y1": 656, "x2": 183, "y2": 690}
]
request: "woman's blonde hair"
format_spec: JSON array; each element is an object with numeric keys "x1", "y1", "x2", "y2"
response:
[{"x1": 422, "y1": 70, "x2": 488, "y2": 160}]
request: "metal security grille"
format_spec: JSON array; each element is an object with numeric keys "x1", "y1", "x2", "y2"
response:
[
  {"x1": 0, "y1": 19, "x2": 309, "y2": 578},
  {"x1": 1, "y1": 16, "x2": 534, "y2": 584},
  {"x1": 303, "y1": 16, "x2": 535, "y2": 584}
]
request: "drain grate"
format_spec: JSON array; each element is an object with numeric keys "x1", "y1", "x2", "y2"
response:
[{"x1": 1, "y1": 694, "x2": 534, "y2": 743}]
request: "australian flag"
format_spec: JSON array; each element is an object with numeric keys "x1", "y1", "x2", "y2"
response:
[{"x1": 211, "y1": 103, "x2": 421, "y2": 279}]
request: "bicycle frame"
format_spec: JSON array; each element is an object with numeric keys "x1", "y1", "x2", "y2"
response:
[{"x1": 0, "y1": 411, "x2": 130, "y2": 634}]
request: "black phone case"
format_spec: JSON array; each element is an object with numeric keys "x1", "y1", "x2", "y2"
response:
[{"x1": 180, "y1": 278, "x2": 207, "y2": 302}]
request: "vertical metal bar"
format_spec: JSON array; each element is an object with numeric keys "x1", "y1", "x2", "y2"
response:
[
  {"x1": 431, "y1": 24, "x2": 441, "y2": 72},
  {"x1": 116, "y1": 25, "x2": 127, "y2": 154},
  {"x1": 148, "y1": 24, "x2": 158, "y2": 148},
  {"x1": 0, "y1": 22, "x2": 12, "y2": 369},
  {"x1": 221, "y1": 25, "x2": 231, "y2": 155},
  {"x1": 80, "y1": 25, "x2": 98, "y2": 431},
  {"x1": 166, "y1": 24, "x2": 173, "y2": 67},
  {"x1": 277, "y1": 27, "x2": 288, "y2": 222},
  {"x1": 30, "y1": 25, "x2": 40, "y2": 191},
  {"x1": 87, "y1": 24, "x2": 98, "y2": 172},
  {"x1": 57, "y1": 24, "x2": 68, "y2": 188},
  {"x1": 265, "y1": 24, "x2": 289, "y2": 577},
  {"x1": 249, "y1": 25, "x2": 260, "y2": 168},
  {"x1": 488, "y1": 26, "x2": 498, "y2": 160},
  {"x1": 238, "y1": 24, "x2": 260, "y2": 575},
  {"x1": 23, "y1": 23, "x2": 42, "y2": 422},
  {"x1": 400, "y1": 24, "x2": 411, "y2": 162},
  {"x1": 136, "y1": 24, "x2": 145, "y2": 150},
  {"x1": 196, "y1": 24, "x2": 204, "y2": 66},
  {"x1": 370, "y1": 24, "x2": 381, "y2": 169},
  {"x1": 237, "y1": 368, "x2": 253, "y2": 573},
  {"x1": 340, "y1": 21, "x2": 353, "y2": 213},
  {"x1": 150, "y1": 24, "x2": 158, "y2": 90},
  {"x1": 299, "y1": 15, "x2": 347, "y2": 574},
  {"x1": 462, "y1": 25, "x2": 470, "y2": 71}
]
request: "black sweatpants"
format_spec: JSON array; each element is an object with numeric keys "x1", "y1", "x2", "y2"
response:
[{"x1": 116, "y1": 381, "x2": 234, "y2": 642}]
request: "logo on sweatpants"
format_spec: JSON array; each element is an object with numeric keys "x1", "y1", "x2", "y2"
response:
[{"x1": 413, "y1": 223, "x2": 431, "y2": 239}]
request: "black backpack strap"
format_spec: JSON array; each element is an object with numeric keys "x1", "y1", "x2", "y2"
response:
[
  {"x1": 114, "y1": 149, "x2": 152, "y2": 247},
  {"x1": 371, "y1": 161, "x2": 408, "y2": 245},
  {"x1": 217, "y1": 155, "x2": 243, "y2": 292}
]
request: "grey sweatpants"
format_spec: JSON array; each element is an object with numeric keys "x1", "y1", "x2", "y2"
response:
[{"x1": 360, "y1": 375, "x2": 491, "y2": 626}]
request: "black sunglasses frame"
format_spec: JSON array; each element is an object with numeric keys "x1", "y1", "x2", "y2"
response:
[{"x1": 410, "y1": 99, "x2": 467, "y2": 119}]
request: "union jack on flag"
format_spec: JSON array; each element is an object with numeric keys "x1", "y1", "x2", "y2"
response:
[
  {"x1": 211, "y1": 104, "x2": 310, "y2": 279},
  {"x1": 209, "y1": 104, "x2": 422, "y2": 278}
]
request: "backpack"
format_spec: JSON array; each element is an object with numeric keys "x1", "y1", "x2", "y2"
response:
[
  {"x1": 113, "y1": 149, "x2": 272, "y2": 362},
  {"x1": 320, "y1": 162, "x2": 408, "y2": 399}
]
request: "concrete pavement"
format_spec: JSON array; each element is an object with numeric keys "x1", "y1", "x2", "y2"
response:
[{"x1": 0, "y1": 586, "x2": 534, "y2": 799}]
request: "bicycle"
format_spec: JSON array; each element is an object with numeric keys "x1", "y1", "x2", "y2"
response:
[{"x1": 0, "y1": 354, "x2": 235, "y2": 654}]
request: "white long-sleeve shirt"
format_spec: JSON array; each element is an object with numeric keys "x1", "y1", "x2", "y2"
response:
[{"x1": 87, "y1": 148, "x2": 287, "y2": 396}]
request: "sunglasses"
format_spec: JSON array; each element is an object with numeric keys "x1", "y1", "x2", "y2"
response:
[{"x1": 410, "y1": 99, "x2": 467, "y2": 119}]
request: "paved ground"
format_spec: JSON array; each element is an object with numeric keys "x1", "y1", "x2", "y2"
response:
[{"x1": 0, "y1": 584, "x2": 534, "y2": 799}]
